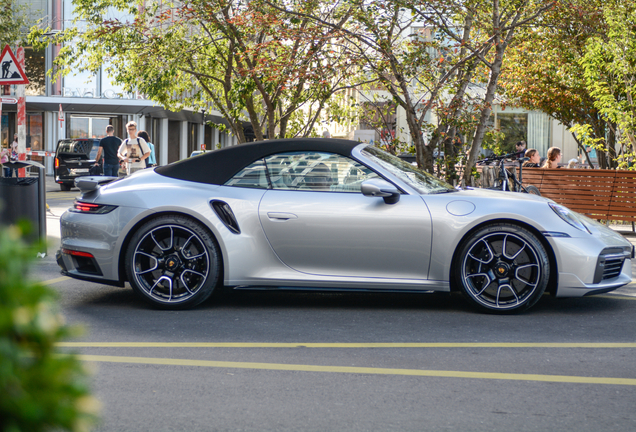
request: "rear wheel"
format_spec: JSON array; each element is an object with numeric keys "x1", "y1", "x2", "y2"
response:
[
  {"x1": 60, "y1": 183, "x2": 72, "y2": 191},
  {"x1": 125, "y1": 215, "x2": 221, "y2": 309},
  {"x1": 453, "y1": 224, "x2": 549, "y2": 313}
]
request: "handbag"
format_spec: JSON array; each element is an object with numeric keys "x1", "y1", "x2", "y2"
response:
[{"x1": 89, "y1": 164, "x2": 102, "y2": 176}]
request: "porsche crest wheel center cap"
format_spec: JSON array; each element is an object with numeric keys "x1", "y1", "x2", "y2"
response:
[
  {"x1": 495, "y1": 262, "x2": 510, "y2": 278},
  {"x1": 165, "y1": 254, "x2": 181, "y2": 271}
]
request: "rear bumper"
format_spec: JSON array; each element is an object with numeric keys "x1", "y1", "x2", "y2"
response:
[{"x1": 56, "y1": 248, "x2": 124, "y2": 287}]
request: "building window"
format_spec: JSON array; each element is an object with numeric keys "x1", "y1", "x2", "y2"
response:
[
  {"x1": 24, "y1": 47, "x2": 45, "y2": 96},
  {"x1": 1, "y1": 113, "x2": 11, "y2": 149},
  {"x1": 68, "y1": 115, "x2": 111, "y2": 139},
  {"x1": 495, "y1": 113, "x2": 528, "y2": 153},
  {"x1": 27, "y1": 112, "x2": 43, "y2": 162}
]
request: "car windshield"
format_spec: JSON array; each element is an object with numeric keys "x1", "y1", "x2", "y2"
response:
[{"x1": 361, "y1": 146, "x2": 456, "y2": 194}]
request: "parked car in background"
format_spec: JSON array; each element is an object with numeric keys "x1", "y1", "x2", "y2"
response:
[
  {"x1": 54, "y1": 138, "x2": 101, "y2": 191},
  {"x1": 189, "y1": 150, "x2": 212, "y2": 158}
]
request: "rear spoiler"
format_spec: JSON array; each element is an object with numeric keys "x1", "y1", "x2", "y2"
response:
[{"x1": 75, "y1": 176, "x2": 118, "y2": 194}]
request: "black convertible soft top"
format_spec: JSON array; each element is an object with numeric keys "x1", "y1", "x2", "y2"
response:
[{"x1": 155, "y1": 138, "x2": 362, "y2": 185}]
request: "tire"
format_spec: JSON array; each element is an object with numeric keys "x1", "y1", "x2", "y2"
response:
[
  {"x1": 125, "y1": 215, "x2": 221, "y2": 309},
  {"x1": 524, "y1": 185, "x2": 541, "y2": 196},
  {"x1": 60, "y1": 183, "x2": 72, "y2": 191},
  {"x1": 453, "y1": 224, "x2": 549, "y2": 313}
]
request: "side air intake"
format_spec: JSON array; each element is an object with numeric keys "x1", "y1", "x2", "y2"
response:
[{"x1": 210, "y1": 200, "x2": 241, "y2": 234}]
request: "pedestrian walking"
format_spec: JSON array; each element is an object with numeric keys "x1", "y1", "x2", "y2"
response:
[
  {"x1": 1, "y1": 145, "x2": 10, "y2": 177},
  {"x1": 137, "y1": 130, "x2": 156, "y2": 167},
  {"x1": 118, "y1": 121, "x2": 150, "y2": 175},
  {"x1": 94, "y1": 125, "x2": 122, "y2": 177}
]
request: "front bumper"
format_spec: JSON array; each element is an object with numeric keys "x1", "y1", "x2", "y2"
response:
[{"x1": 551, "y1": 236, "x2": 633, "y2": 297}]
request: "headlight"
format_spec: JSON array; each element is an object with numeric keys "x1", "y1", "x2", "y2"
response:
[{"x1": 548, "y1": 203, "x2": 590, "y2": 234}]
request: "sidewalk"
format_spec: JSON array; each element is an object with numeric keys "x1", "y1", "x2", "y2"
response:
[{"x1": 45, "y1": 173, "x2": 61, "y2": 193}]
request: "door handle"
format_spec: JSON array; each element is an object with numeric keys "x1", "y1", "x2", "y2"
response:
[{"x1": 267, "y1": 212, "x2": 298, "y2": 221}]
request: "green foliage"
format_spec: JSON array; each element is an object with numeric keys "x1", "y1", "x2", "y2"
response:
[
  {"x1": 569, "y1": 123, "x2": 606, "y2": 152},
  {"x1": 29, "y1": 0, "x2": 359, "y2": 142},
  {"x1": 0, "y1": 0, "x2": 30, "y2": 48},
  {"x1": 481, "y1": 128, "x2": 506, "y2": 156},
  {"x1": 0, "y1": 224, "x2": 99, "y2": 432},
  {"x1": 581, "y1": 2, "x2": 636, "y2": 154}
]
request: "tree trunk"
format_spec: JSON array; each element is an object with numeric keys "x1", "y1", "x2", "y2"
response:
[
  {"x1": 406, "y1": 108, "x2": 434, "y2": 173},
  {"x1": 607, "y1": 122, "x2": 617, "y2": 169},
  {"x1": 463, "y1": 45, "x2": 505, "y2": 183}
]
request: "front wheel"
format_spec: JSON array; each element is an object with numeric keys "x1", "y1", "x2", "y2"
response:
[
  {"x1": 453, "y1": 224, "x2": 550, "y2": 313},
  {"x1": 125, "y1": 215, "x2": 221, "y2": 309}
]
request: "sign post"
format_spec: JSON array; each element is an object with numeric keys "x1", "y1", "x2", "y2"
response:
[
  {"x1": 16, "y1": 47, "x2": 26, "y2": 177},
  {"x1": 0, "y1": 45, "x2": 29, "y2": 177}
]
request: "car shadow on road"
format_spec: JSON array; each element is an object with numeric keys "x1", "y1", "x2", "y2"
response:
[{"x1": 67, "y1": 284, "x2": 633, "y2": 317}]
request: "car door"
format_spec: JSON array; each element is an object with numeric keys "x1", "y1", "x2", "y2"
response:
[{"x1": 257, "y1": 151, "x2": 433, "y2": 280}]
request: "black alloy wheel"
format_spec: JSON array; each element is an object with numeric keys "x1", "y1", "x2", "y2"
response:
[
  {"x1": 125, "y1": 215, "x2": 221, "y2": 309},
  {"x1": 454, "y1": 224, "x2": 550, "y2": 313}
]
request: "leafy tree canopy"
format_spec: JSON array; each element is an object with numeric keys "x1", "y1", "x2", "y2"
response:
[{"x1": 30, "y1": 0, "x2": 360, "y2": 142}]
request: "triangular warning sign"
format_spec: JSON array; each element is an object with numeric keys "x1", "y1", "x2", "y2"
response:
[{"x1": 0, "y1": 45, "x2": 29, "y2": 85}]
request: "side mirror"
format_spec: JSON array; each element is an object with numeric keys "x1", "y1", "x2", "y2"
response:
[{"x1": 361, "y1": 179, "x2": 401, "y2": 205}]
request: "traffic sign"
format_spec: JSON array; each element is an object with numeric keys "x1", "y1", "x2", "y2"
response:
[
  {"x1": 0, "y1": 97, "x2": 17, "y2": 104},
  {"x1": 0, "y1": 45, "x2": 29, "y2": 85}
]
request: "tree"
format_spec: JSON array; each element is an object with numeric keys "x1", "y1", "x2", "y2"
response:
[
  {"x1": 418, "y1": 0, "x2": 557, "y2": 183},
  {"x1": 499, "y1": 0, "x2": 610, "y2": 168},
  {"x1": 268, "y1": 0, "x2": 491, "y2": 174},
  {"x1": 268, "y1": 0, "x2": 554, "y2": 180},
  {"x1": 0, "y1": 0, "x2": 28, "y2": 48},
  {"x1": 30, "y1": 0, "x2": 360, "y2": 142},
  {"x1": 581, "y1": 1, "x2": 636, "y2": 169}
]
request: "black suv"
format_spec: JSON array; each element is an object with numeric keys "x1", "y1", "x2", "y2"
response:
[{"x1": 54, "y1": 138, "x2": 102, "y2": 191}]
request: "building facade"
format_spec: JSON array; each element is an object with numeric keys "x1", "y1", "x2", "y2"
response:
[{"x1": 1, "y1": 0, "x2": 239, "y2": 175}]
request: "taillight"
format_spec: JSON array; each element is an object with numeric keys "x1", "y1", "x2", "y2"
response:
[
  {"x1": 71, "y1": 201, "x2": 117, "y2": 214},
  {"x1": 61, "y1": 248, "x2": 95, "y2": 258},
  {"x1": 55, "y1": 158, "x2": 59, "y2": 168}
]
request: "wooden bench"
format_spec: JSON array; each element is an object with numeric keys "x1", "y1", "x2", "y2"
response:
[{"x1": 521, "y1": 168, "x2": 636, "y2": 223}]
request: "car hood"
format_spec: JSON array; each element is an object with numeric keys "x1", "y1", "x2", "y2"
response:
[{"x1": 441, "y1": 187, "x2": 550, "y2": 203}]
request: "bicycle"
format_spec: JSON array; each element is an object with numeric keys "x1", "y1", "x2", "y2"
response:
[{"x1": 477, "y1": 152, "x2": 541, "y2": 196}]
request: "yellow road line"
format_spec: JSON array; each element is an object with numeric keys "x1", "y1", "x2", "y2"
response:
[
  {"x1": 41, "y1": 276, "x2": 71, "y2": 286},
  {"x1": 76, "y1": 354, "x2": 636, "y2": 386},
  {"x1": 57, "y1": 342, "x2": 636, "y2": 348}
]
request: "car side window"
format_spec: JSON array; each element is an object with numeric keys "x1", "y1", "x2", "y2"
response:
[
  {"x1": 225, "y1": 159, "x2": 269, "y2": 189},
  {"x1": 264, "y1": 152, "x2": 379, "y2": 192}
]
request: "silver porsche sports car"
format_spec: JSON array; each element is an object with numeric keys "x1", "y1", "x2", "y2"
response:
[{"x1": 56, "y1": 138, "x2": 633, "y2": 313}]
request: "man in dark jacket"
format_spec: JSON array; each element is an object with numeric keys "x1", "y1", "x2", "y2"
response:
[{"x1": 94, "y1": 125, "x2": 122, "y2": 177}]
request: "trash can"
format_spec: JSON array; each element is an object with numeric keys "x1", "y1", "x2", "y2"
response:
[{"x1": 0, "y1": 160, "x2": 47, "y2": 252}]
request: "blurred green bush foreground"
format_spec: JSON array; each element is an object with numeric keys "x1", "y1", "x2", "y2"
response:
[{"x1": 0, "y1": 222, "x2": 99, "y2": 432}]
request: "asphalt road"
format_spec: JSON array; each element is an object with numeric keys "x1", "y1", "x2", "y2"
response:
[{"x1": 32, "y1": 181, "x2": 636, "y2": 432}]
